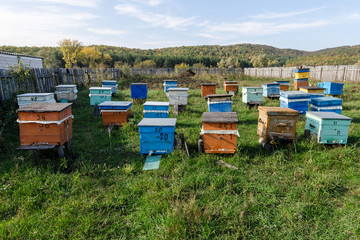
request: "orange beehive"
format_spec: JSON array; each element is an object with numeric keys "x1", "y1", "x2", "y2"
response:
[
  {"x1": 101, "y1": 108, "x2": 131, "y2": 126},
  {"x1": 200, "y1": 112, "x2": 239, "y2": 154},
  {"x1": 17, "y1": 103, "x2": 73, "y2": 146},
  {"x1": 224, "y1": 81, "x2": 238, "y2": 93},
  {"x1": 294, "y1": 79, "x2": 308, "y2": 90},
  {"x1": 200, "y1": 83, "x2": 217, "y2": 97}
]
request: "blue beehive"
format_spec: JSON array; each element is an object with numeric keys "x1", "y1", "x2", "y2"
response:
[
  {"x1": 89, "y1": 87, "x2": 112, "y2": 106},
  {"x1": 280, "y1": 91, "x2": 311, "y2": 114},
  {"x1": 206, "y1": 94, "x2": 232, "y2": 112},
  {"x1": 310, "y1": 97, "x2": 343, "y2": 114},
  {"x1": 102, "y1": 80, "x2": 118, "y2": 95},
  {"x1": 163, "y1": 80, "x2": 177, "y2": 92},
  {"x1": 262, "y1": 83, "x2": 280, "y2": 98},
  {"x1": 143, "y1": 101, "x2": 169, "y2": 118},
  {"x1": 138, "y1": 118, "x2": 177, "y2": 155},
  {"x1": 318, "y1": 82, "x2": 344, "y2": 95},
  {"x1": 131, "y1": 83, "x2": 148, "y2": 99}
]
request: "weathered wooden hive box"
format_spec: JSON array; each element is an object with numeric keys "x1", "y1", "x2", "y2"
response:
[
  {"x1": 299, "y1": 86, "x2": 325, "y2": 99},
  {"x1": 318, "y1": 82, "x2": 344, "y2": 95},
  {"x1": 257, "y1": 106, "x2": 299, "y2": 143},
  {"x1": 102, "y1": 80, "x2": 118, "y2": 95},
  {"x1": 294, "y1": 68, "x2": 310, "y2": 79},
  {"x1": 200, "y1": 83, "x2": 217, "y2": 97},
  {"x1": 224, "y1": 81, "x2": 238, "y2": 93},
  {"x1": 131, "y1": 83, "x2": 148, "y2": 100},
  {"x1": 200, "y1": 112, "x2": 239, "y2": 154},
  {"x1": 310, "y1": 97, "x2": 343, "y2": 114},
  {"x1": 163, "y1": 80, "x2": 177, "y2": 93},
  {"x1": 55, "y1": 85, "x2": 78, "y2": 102},
  {"x1": 137, "y1": 118, "x2": 177, "y2": 155},
  {"x1": 17, "y1": 103, "x2": 73, "y2": 146},
  {"x1": 89, "y1": 87, "x2": 112, "y2": 106},
  {"x1": 143, "y1": 101, "x2": 169, "y2": 118},
  {"x1": 168, "y1": 88, "x2": 189, "y2": 106},
  {"x1": 98, "y1": 101, "x2": 132, "y2": 126},
  {"x1": 17, "y1": 93, "x2": 56, "y2": 108},
  {"x1": 206, "y1": 94, "x2": 232, "y2": 112},
  {"x1": 274, "y1": 80, "x2": 290, "y2": 91},
  {"x1": 280, "y1": 91, "x2": 311, "y2": 114},
  {"x1": 262, "y1": 83, "x2": 280, "y2": 98},
  {"x1": 242, "y1": 87, "x2": 263, "y2": 104},
  {"x1": 294, "y1": 79, "x2": 309, "y2": 90},
  {"x1": 305, "y1": 111, "x2": 351, "y2": 144}
]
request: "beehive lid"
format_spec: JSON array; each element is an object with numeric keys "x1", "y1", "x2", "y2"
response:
[
  {"x1": 311, "y1": 97, "x2": 343, "y2": 105},
  {"x1": 98, "y1": 101, "x2": 132, "y2": 107},
  {"x1": 131, "y1": 83, "x2": 147, "y2": 85},
  {"x1": 168, "y1": 88, "x2": 189, "y2": 91},
  {"x1": 17, "y1": 93, "x2": 54, "y2": 97},
  {"x1": 144, "y1": 101, "x2": 169, "y2": 106},
  {"x1": 280, "y1": 91, "x2": 310, "y2": 99},
  {"x1": 299, "y1": 86, "x2": 325, "y2": 90},
  {"x1": 242, "y1": 86, "x2": 262, "y2": 89},
  {"x1": 164, "y1": 80, "x2": 177, "y2": 82},
  {"x1": 202, "y1": 112, "x2": 238, "y2": 123},
  {"x1": 56, "y1": 84, "x2": 77, "y2": 88},
  {"x1": 258, "y1": 106, "x2": 299, "y2": 116},
  {"x1": 137, "y1": 118, "x2": 177, "y2": 126},
  {"x1": 262, "y1": 83, "x2": 280, "y2": 87},
  {"x1": 307, "y1": 111, "x2": 352, "y2": 120},
  {"x1": 274, "y1": 81, "x2": 290, "y2": 84},
  {"x1": 201, "y1": 83, "x2": 217, "y2": 86},
  {"x1": 89, "y1": 87, "x2": 112, "y2": 90},
  {"x1": 102, "y1": 80, "x2": 117, "y2": 83},
  {"x1": 295, "y1": 68, "x2": 310, "y2": 72},
  {"x1": 17, "y1": 102, "x2": 72, "y2": 112},
  {"x1": 205, "y1": 94, "x2": 232, "y2": 99}
]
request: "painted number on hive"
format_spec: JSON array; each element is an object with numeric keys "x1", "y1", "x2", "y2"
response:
[
  {"x1": 155, "y1": 127, "x2": 162, "y2": 132},
  {"x1": 37, "y1": 114, "x2": 46, "y2": 120},
  {"x1": 160, "y1": 133, "x2": 168, "y2": 141}
]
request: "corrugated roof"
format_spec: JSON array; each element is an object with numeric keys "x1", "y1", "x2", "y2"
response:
[{"x1": 0, "y1": 51, "x2": 44, "y2": 59}]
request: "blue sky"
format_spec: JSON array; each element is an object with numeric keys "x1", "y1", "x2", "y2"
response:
[{"x1": 0, "y1": 0, "x2": 359, "y2": 51}]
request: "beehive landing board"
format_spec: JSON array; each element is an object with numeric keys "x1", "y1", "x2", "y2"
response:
[
  {"x1": 143, "y1": 155, "x2": 161, "y2": 170},
  {"x1": 17, "y1": 103, "x2": 72, "y2": 113},
  {"x1": 202, "y1": 112, "x2": 238, "y2": 123}
]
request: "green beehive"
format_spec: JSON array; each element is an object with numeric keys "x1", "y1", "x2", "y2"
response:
[{"x1": 305, "y1": 112, "x2": 352, "y2": 144}]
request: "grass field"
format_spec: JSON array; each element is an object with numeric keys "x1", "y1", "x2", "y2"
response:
[{"x1": 1, "y1": 75, "x2": 360, "y2": 239}]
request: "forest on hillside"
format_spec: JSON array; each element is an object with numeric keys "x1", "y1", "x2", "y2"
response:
[{"x1": 1, "y1": 41, "x2": 359, "y2": 69}]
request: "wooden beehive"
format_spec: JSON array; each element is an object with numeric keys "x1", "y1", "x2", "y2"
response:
[
  {"x1": 318, "y1": 82, "x2": 344, "y2": 95},
  {"x1": 168, "y1": 88, "x2": 189, "y2": 106},
  {"x1": 17, "y1": 103, "x2": 73, "y2": 146},
  {"x1": 242, "y1": 87, "x2": 263, "y2": 104},
  {"x1": 98, "y1": 101, "x2": 132, "y2": 126},
  {"x1": 206, "y1": 94, "x2": 232, "y2": 112},
  {"x1": 89, "y1": 87, "x2": 112, "y2": 106},
  {"x1": 294, "y1": 68, "x2": 310, "y2": 79},
  {"x1": 17, "y1": 93, "x2": 56, "y2": 108},
  {"x1": 299, "y1": 86, "x2": 325, "y2": 99},
  {"x1": 163, "y1": 80, "x2": 177, "y2": 92},
  {"x1": 102, "y1": 80, "x2": 118, "y2": 95},
  {"x1": 224, "y1": 81, "x2": 238, "y2": 93},
  {"x1": 274, "y1": 81, "x2": 290, "y2": 91},
  {"x1": 310, "y1": 97, "x2": 343, "y2": 114},
  {"x1": 305, "y1": 111, "x2": 351, "y2": 144},
  {"x1": 201, "y1": 112, "x2": 238, "y2": 154},
  {"x1": 262, "y1": 83, "x2": 280, "y2": 98},
  {"x1": 257, "y1": 106, "x2": 299, "y2": 143},
  {"x1": 55, "y1": 85, "x2": 78, "y2": 102},
  {"x1": 294, "y1": 79, "x2": 309, "y2": 90},
  {"x1": 280, "y1": 91, "x2": 311, "y2": 114},
  {"x1": 131, "y1": 83, "x2": 148, "y2": 100},
  {"x1": 143, "y1": 101, "x2": 169, "y2": 118},
  {"x1": 200, "y1": 83, "x2": 217, "y2": 97},
  {"x1": 138, "y1": 118, "x2": 177, "y2": 155}
]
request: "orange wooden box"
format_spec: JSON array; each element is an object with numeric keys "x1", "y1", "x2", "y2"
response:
[
  {"x1": 224, "y1": 81, "x2": 238, "y2": 93},
  {"x1": 257, "y1": 106, "x2": 298, "y2": 143},
  {"x1": 17, "y1": 103, "x2": 73, "y2": 146},
  {"x1": 200, "y1": 83, "x2": 217, "y2": 97},
  {"x1": 294, "y1": 80, "x2": 308, "y2": 90},
  {"x1": 201, "y1": 112, "x2": 238, "y2": 154},
  {"x1": 101, "y1": 109, "x2": 131, "y2": 126},
  {"x1": 279, "y1": 85, "x2": 289, "y2": 91}
]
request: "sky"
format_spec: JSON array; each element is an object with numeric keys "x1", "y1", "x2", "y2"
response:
[{"x1": 0, "y1": 0, "x2": 360, "y2": 51}]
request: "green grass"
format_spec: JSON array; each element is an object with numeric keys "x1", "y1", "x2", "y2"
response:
[{"x1": 1, "y1": 76, "x2": 360, "y2": 239}]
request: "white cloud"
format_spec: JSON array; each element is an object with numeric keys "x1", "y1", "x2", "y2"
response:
[
  {"x1": 252, "y1": 7, "x2": 325, "y2": 19},
  {"x1": 347, "y1": 13, "x2": 360, "y2": 20},
  {"x1": 88, "y1": 28, "x2": 127, "y2": 36},
  {"x1": 130, "y1": 0, "x2": 165, "y2": 6},
  {"x1": 24, "y1": 0, "x2": 101, "y2": 8}
]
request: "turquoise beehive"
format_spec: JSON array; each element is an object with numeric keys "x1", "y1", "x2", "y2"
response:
[
  {"x1": 89, "y1": 87, "x2": 112, "y2": 106},
  {"x1": 242, "y1": 87, "x2": 263, "y2": 105},
  {"x1": 305, "y1": 112, "x2": 352, "y2": 144},
  {"x1": 102, "y1": 80, "x2": 118, "y2": 95}
]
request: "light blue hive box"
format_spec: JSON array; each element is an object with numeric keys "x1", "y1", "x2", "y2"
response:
[
  {"x1": 242, "y1": 87, "x2": 263, "y2": 105},
  {"x1": 89, "y1": 87, "x2": 112, "y2": 106},
  {"x1": 143, "y1": 101, "x2": 169, "y2": 118},
  {"x1": 262, "y1": 83, "x2": 280, "y2": 98},
  {"x1": 280, "y1": 91, "x2": 311, "y2": 114},
  {"x1": 102, "y1": 80, "x2": 118, "y2": 95},
  {"x1": 310, "y1": 97, "x2": 343, "y2": 114},
  {"x1": 206, "y1": 94, "x2": 232, "y2": 112},
  {"x1": 163, "y1": 80, "x2": 177, "y2": 93}
]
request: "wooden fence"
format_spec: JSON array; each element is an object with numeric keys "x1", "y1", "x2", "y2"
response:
[{"x1": 244, "y1": 65, "x2": 360, "y2": 82}]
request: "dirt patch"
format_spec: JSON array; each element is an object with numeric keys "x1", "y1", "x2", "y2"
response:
[{"x1": 179, "y1": 69, "x2": 196, "y2": 78}]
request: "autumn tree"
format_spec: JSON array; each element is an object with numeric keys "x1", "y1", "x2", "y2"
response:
[
  {"x1": 251, "y1": 54, "x2": 269, "y2": 67},
  {"x1": 58, "y1": 39, "x2": 82, "y2": 68},
  {"x1": 78, "y1": 46, "x2": 101, "y2": 68},
  {"x1": 134, "y1": 59, "x2": 157, "y2": 68}
]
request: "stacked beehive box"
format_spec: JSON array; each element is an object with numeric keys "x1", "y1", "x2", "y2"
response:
[
  {"x1": 17, "y1": 93, "x2": 56, "y2": 108},
  {"x1": 206, "y1": 94, "x2": 232, "y2": 112},
  {"x1": 102, "y1": 80, "x2": 118, "y2": 95},
  {"x1": 280, "y1": 91, "x2": 311, "y2": 114},
  {"x1": 294, "y1": 67, "x2": 309, "y2": 90},
  {"x1": 200, "y1": 83, "x2": 217, "y2": 97},
  {"x1": 55, "y1": 85, "x2": 78, "y2": 102},
  {"x1": 143, "y1": 101, "x2": 169, "y2": 118},
  {"x1": 98, "y1": 101, "x2": 132, "y2": 126},
  {"x1": 305, "y1": 112, "x2": 351, "y2": 144},
  {"x1": 89, "y1": 87, "x2": 112, "y2": 106},
  {"x1": 274, "y1": 81, "x2": 290, "y2": 91},
  {"x1": 310, "y1": 97, "x2": 343, "y2": 114}
]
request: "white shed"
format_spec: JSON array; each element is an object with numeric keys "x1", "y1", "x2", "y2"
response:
[{"x1": 0, "y1": 51, "x2": 43, "y2": 70}]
